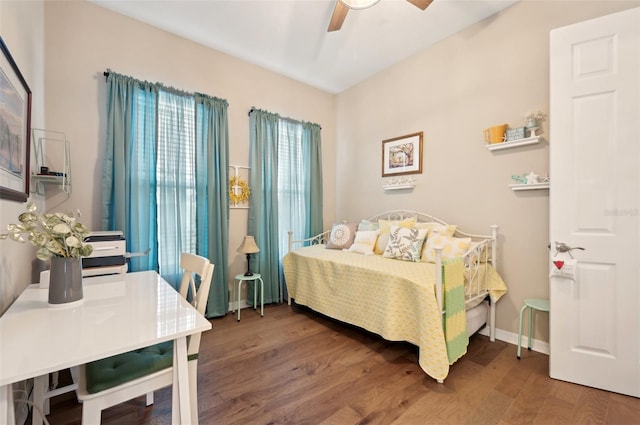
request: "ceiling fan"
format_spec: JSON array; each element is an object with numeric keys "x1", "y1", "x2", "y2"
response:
[{"x1": 328, "y1": 0, "x2": 434, "y2": 32}]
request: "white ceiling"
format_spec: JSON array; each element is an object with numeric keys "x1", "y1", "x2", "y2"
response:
[{"x1": 90, "y1": 0, "x2": 519, "y2": 94}]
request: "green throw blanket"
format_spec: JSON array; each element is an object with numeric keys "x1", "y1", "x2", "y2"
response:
[{"x1": 442, "y1": 257, "x2": 468, "y2": 364}]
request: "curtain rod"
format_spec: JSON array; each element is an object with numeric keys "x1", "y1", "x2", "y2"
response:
[
  {"x1": 101, "y1": 70, "x2": 228, "y2": 105},
  {"x1": 248, "y1": 107, "x2": 321, "y2": 129}
]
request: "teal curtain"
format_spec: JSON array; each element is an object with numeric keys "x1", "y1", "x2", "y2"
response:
[
  {"x1": 248, "y1": 109, "x2": 281, "y2": 303},
  {"x1": 101, "y1": 72, "x2": 158, "y2": 272},
  {"x1": 195, "y1": 94, "x2": 229, "y2": 317},
  {"x1": 101, "y1": 71, "x2": 229, "y2": 318},
  {"x1": 301, "y1": 121, "x2": 324, "y2": 238},
  {"x1": 248, "y1": 109, "x2": 323, "y2": 303}
]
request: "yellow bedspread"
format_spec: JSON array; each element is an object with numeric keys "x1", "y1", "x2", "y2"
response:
[
  {"x1": 466, "y1": 263, "x2": 508, "y2": 304},
  {"x1": 282, "y1": 245, "x2": 507, "y2": 382}
]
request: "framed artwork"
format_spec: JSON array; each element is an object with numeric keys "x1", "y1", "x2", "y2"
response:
[
  {"x1": 382, "y1": 131, "x2": 423, "y2": 177},
  {"x1": 0, "y1": 37, "x2": 32, "y2": 202}
]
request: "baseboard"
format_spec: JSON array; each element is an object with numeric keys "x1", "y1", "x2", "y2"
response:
[
  {"x1": 228, "y1": 299, "x2": 252, "y2": 312},
  {"x1": 478, "y1": 326, "x2": 549, "y2": 355}
]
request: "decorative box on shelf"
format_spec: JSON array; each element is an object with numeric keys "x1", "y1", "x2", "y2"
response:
[{"x1": 505, "y1": 127, "x2": 527, "y2": 141}]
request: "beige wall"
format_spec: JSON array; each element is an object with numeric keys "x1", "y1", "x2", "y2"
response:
[
  {"x1": 335, "y1": 0, "x2": 639, "y2": 341},
  {"x1": 0, "y1": 0, "x2": 46, "y2": 315},
  {"x1": 40, "y1": 0, "x2": 337, "y2": 296},
  {"x1": 2, "y1": 0, "x2": 637, "y2": 342}
]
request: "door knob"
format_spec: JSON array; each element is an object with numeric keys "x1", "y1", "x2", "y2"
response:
[{"x1": 552, "y1": 242, "x2": 585, "y2": 258}]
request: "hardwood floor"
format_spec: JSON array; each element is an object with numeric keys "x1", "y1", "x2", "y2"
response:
[{"x1": 45, "y1": 303, "x2": 640, "y2": 425}]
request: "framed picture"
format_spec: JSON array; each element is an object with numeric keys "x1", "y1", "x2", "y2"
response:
[
  {"x1": 0, "y1": 37, "x2": 32, "y2": 202},
  {"x1": 382, "y1": 131, "x2": 423, "y2": 177}
]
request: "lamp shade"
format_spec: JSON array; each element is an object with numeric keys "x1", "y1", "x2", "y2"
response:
[
  {"x1": 339, "y1": 0, "x2": 381, "y2": 9},
  {"x1": 237, "y1": 236, "x2": 260, "y2": 254}
]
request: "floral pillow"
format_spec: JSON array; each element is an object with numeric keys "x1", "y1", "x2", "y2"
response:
[
  {"x1": 326, "y1": 222, "x2": 358, "y2": 250},
  {"x1": 348, "y1": 230, "x2": 380, "y2": 255},
  {"x1": 374, "y1": 217, "x2": 416, "y2": 255},
  {"x1": 422, "y1": 235, "x2": 471, "y2": 263},
  {"x1": 383, "y1": 225, "x2": 428, "y2": 262}
]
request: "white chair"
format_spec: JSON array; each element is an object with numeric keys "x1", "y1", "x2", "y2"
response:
[{"x1": 75, "y1": 253, "x2": 214, "y2": 425}]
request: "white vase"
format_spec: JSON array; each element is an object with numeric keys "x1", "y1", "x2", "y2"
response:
[{"x1": 525, "y1": 118, "x2": 539, "y2": 128}]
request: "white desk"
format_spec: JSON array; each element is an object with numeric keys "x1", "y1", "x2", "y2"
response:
[{"x1": 0, "y1": 270, "x2": 211, "y2": 424}]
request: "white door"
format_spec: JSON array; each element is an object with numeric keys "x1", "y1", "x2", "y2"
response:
[{"x1": 549, "y1": 7, "x2": 640, "y2": 398}]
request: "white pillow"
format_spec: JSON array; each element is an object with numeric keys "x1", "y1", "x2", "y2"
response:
[
  {"x1": 348, "y1": 230, "x2": 379, "y2": 255},
  {"x1": 383, "y1": 225, "x2": 428, "y2": 262}
]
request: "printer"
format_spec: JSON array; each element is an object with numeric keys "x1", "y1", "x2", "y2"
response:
[{"x1": 82, "y1": 231, "x2": 128, "y2": 277}]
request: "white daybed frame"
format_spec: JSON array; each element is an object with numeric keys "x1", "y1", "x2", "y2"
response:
[{"x1": 287, "y1": 210, "x2": 499, "y2": 342}]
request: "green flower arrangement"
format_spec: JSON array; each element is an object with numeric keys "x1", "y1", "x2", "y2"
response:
[{"x1": 1, "y1": 202, "x2": 93, "y2": 260}]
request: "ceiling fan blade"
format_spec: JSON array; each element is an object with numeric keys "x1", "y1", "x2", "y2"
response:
[
  {"x1": 406, "y1": 0, "x2": 433, "y2": 10},
  {"x1": 328, "y1": 1, "x2": 349, "y2": 32}
]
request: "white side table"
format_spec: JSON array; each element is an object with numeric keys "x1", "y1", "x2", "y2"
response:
[{"x1": 232, "y1": 273, "x2": 264, "y2": 321}]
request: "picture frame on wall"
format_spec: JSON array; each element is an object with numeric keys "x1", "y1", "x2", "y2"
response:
[
  {"x1": 0, "y1": 37, "x2": 32, "y2": 203},
  {"x1": 381, "y1": 131, "x2": 423, "y2": 177}
]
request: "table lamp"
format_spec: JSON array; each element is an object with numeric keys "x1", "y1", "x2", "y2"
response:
[{"x1": 237, "y1": 236, "x2": 260, "y2": 276}]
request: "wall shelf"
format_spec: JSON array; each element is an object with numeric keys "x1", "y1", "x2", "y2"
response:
[
  {"x1": 32, "y1": 174, "x2": 68, "y2": 188},
  {"x1": 31, "y1": 129, "x2": 71, "y2": 196},
  {"x1": 487, "y1": 135, "x2": 542, "y2": 151},
  {"x1": 383, "y1": 183, "x2": 416, "y2": 191},
  {"x1": 383, "y1": 177, "x2": 416, "y2": 191},
  {"x1": 509, "y1": 182, "x2": 550, "y2": 191}
]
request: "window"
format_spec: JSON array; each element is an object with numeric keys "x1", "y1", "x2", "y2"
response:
[
  {"x1": 248, "y1": 108, "x2": 322, "y2": 303},
  {"x1": 277, "y1": 118, "x2": 307, "y2": 258},
  {"x1": 155, "y1": 91, "x2": 197, "y2": 278},
  {"x1": 103, "y1": 71, "x2": 229, "y2": 317}
]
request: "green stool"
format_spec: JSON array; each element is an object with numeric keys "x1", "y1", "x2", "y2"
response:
[{"x1": 517, "y1": 298, "x2": 550, "y2": 359}]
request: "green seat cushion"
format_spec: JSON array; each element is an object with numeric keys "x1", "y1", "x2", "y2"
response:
[{"x1": 86, "y1": 341, "x2": 174, "y2": 394}]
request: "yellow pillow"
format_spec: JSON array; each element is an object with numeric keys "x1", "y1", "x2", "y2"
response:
[
  {"x1": 374, "y1": 217, "x2": 416, "y2": 254},
  {"x1": 413, "y1": 222, "x2": 433, "y2": 230},
  {"x1": 468, "y1": 241, "x2": 490, "y2": 263},
  {"x1": 422, "y1": 235, "x2": 471, "y2": 263},
  {"x1": 427, "y1": 223, "x2": 457, "y2": 238},
  {"x1": 415, "y1": 223, "x2": 457, "y2": 260},
  {"x1": 412, "y1": 222, "x2": 457, "y2": 236}
]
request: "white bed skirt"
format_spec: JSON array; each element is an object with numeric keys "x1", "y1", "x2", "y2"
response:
[{"x1": 466, "y1": 300, "x2": 489, "y2": 337}]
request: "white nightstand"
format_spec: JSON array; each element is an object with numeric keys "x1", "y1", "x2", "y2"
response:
[{"x1": 232, "y1": 273, "x2": 264, "y2": 321}]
